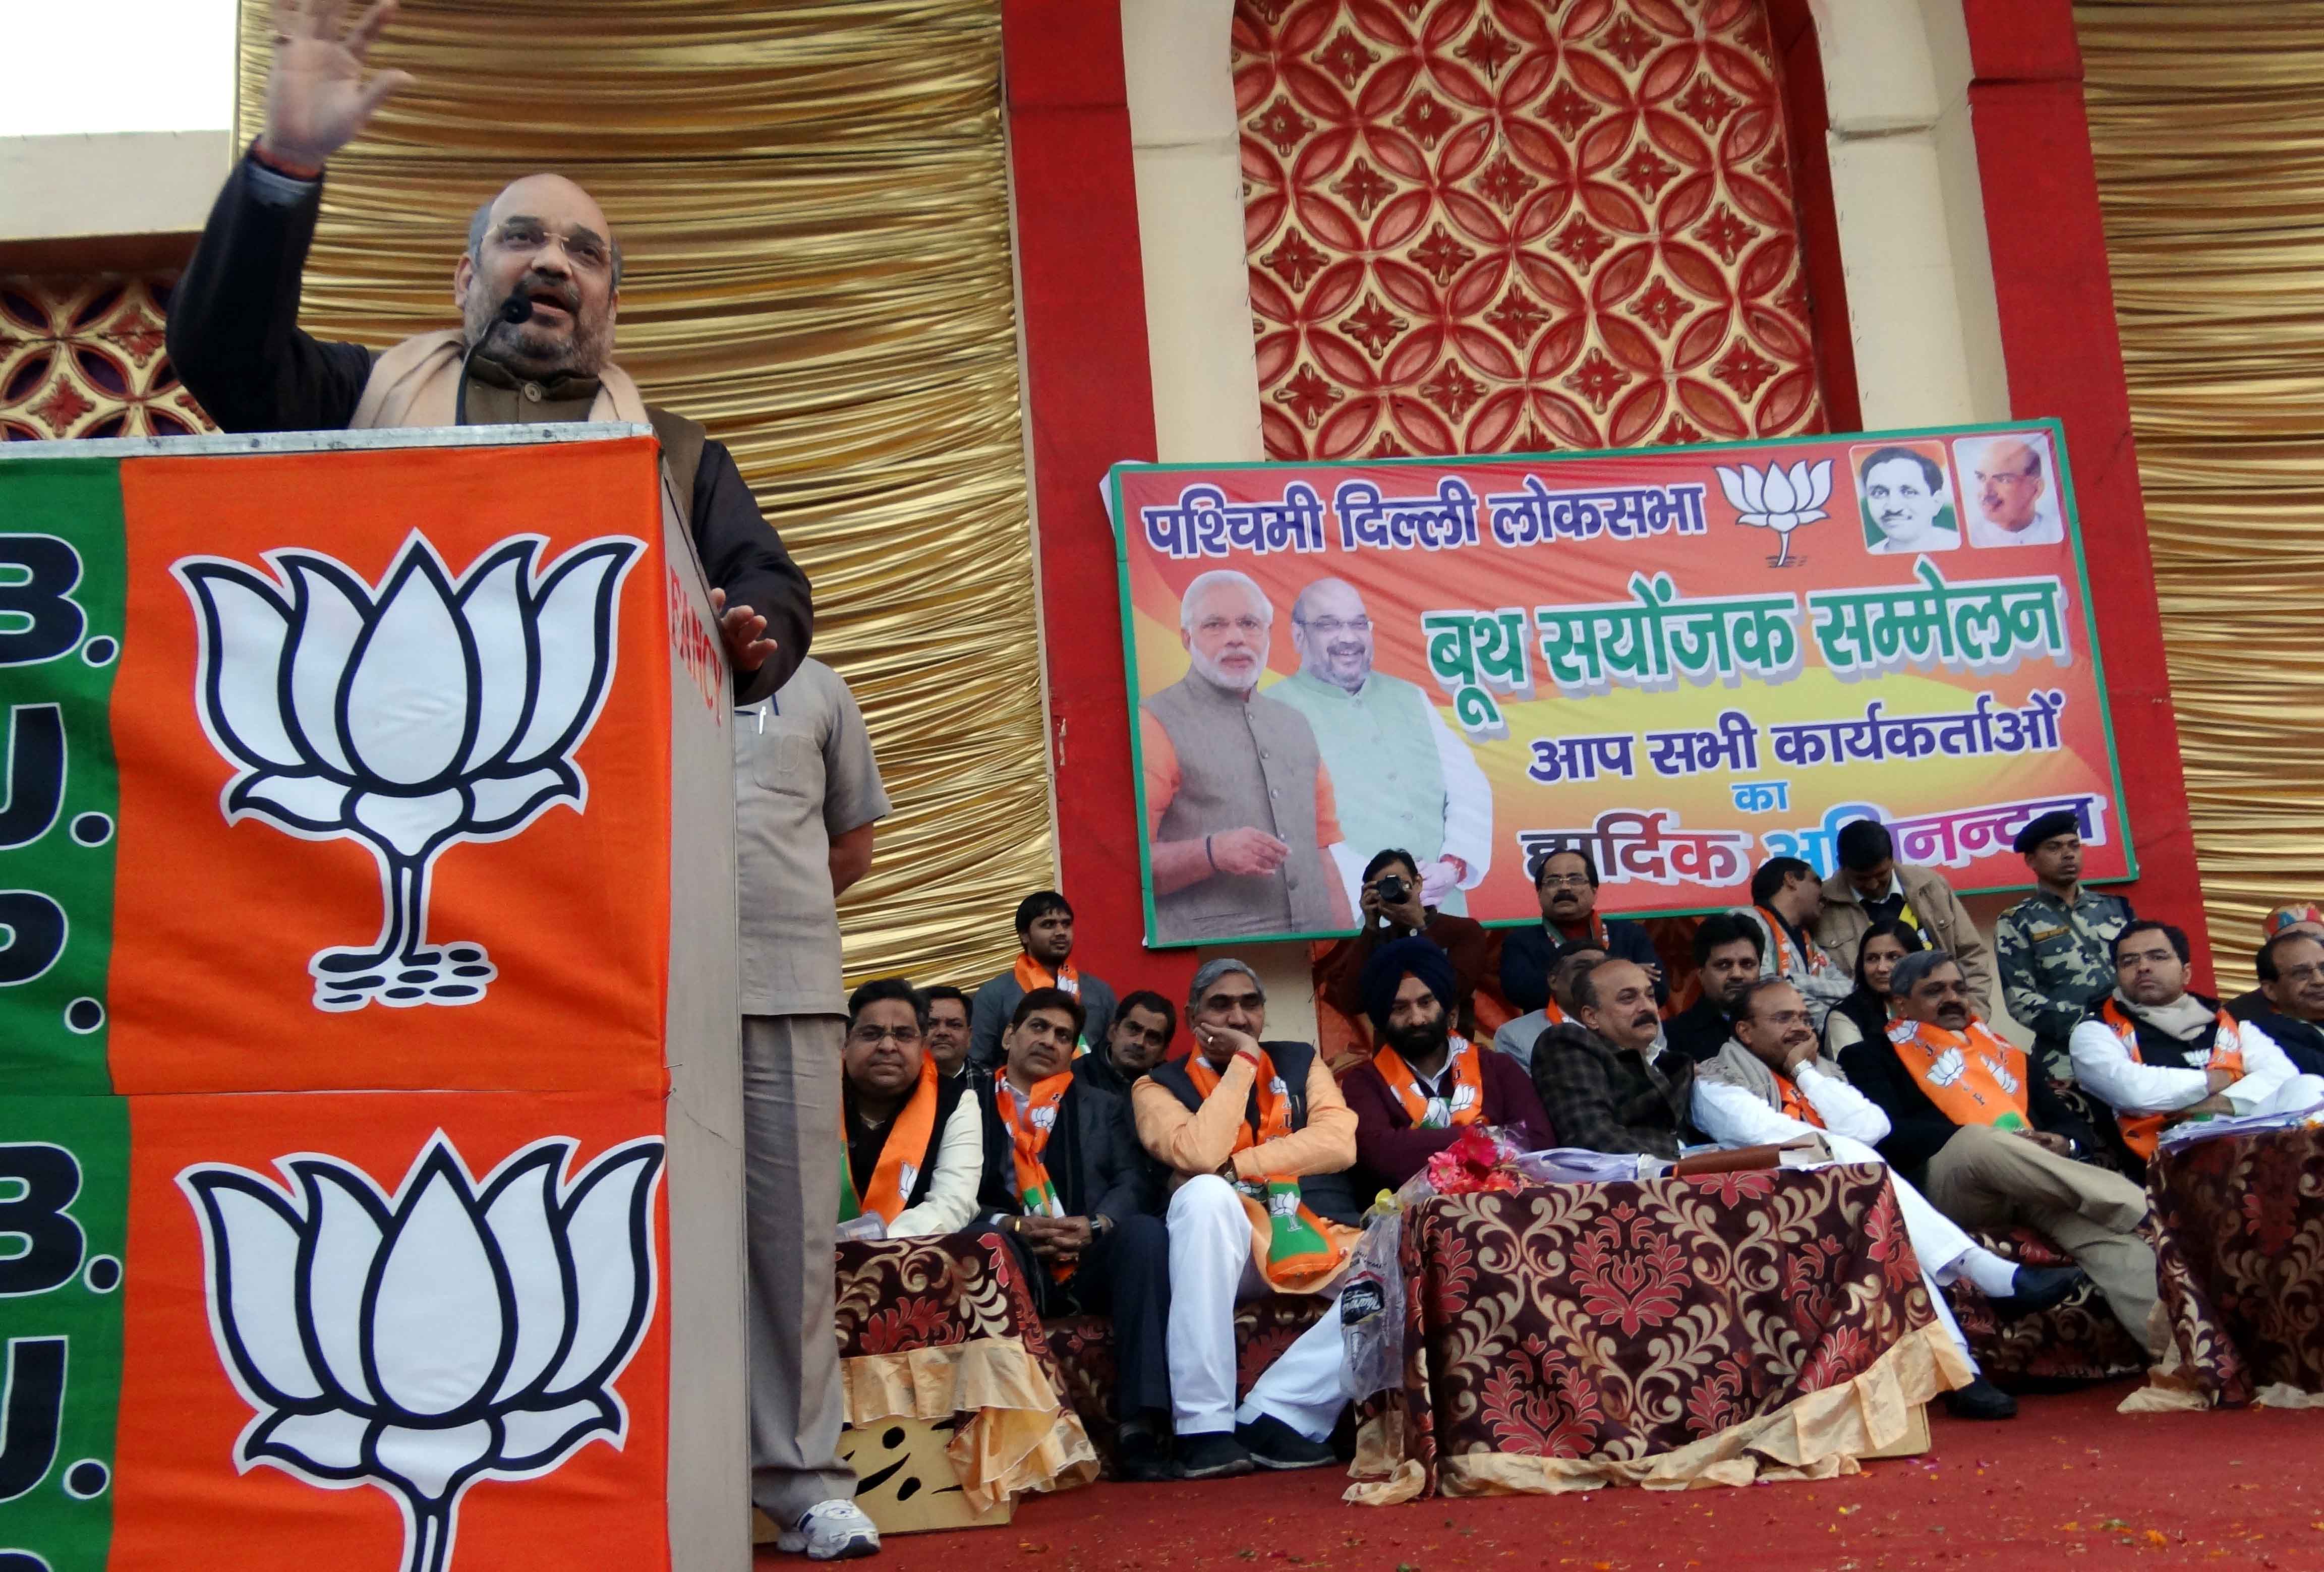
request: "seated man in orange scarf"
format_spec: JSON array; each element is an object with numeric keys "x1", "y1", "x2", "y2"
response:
[
  {"x1": 1342, "y1": 938, "x2": 1554, "y2": 1191},
  {"x1": 974, "y1": 988, "x2": 1174, "y2": 1481},
  {"x1": 2070, "y1": 920, "x2": 2324, "y2": 1176},
  {"x1": 967, "y1": 891, "x2": 1118, "y2": 1071},
  {"x1": 839, "y1": 979, "x2": 984, "y2": 1239},
  {"x1": 1838, "y1": 950, "x2": 2164, "y2": 1356},
  {"x1": 1133, "y1": 959, "x2": 1362, "y2": 1479}
]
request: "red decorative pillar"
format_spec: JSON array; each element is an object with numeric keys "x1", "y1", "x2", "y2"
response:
[
  {"x1": 1956, "y1": 0, "x2": 2210, "y2": 965},
  {"x1": 1001, "y1": 0, "x2": 1189, "y2": 1001}
]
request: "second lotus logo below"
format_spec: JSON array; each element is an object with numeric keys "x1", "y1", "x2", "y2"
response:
[{"x1": 174, "y1": 530, "x2": 643, "y2": 1011}]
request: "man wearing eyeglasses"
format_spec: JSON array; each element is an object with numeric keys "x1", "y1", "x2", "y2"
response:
[
  {"x1": 2238, "y1": 931, "x2": 2324, "y2": 1077},
  {"x1": 166, "y1": 0, "x2": 811, "y2": 706},
  {"x1": 1497, "y1": 847, "x2": 1665, "y2": 1017},
  {"x1": 1693, "y1": 979, "x2": 2079, "y2": 1421},
  {"x1": 841, "y1": 979, "x2": 985, "y2": 1238},
  {"x1": 2070, "y1": 921, "x2": 2324, "y2": 1175},
  {"x1": 1270, "y1": 577, "x2": 1491, "y2": 918}
]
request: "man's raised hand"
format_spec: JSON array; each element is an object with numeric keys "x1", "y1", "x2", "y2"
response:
[{"x1": 263, "y1": 0, "x2": 414, "y2": 172}]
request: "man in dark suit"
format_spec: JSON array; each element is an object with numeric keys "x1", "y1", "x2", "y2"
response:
[
  {"x1": 1498, "y1": 847, "x2": 1663, "y2": 1013},
  {"x1": 2236, "y1": 931, "x2": 2324, "y2": 1076},
  {"x1": 166, "y1": 0, "x2": 809, "y2": 705},
  {"x1": 975, "y1": 988, "x2": 1172, "y2": 1480}
]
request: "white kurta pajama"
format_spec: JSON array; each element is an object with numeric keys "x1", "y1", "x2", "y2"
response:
[{"x1": 1691, "y1": 1053, "x2": 1983, "y2": 1367}]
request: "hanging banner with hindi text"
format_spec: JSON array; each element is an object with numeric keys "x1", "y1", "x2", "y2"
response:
[{"x1": 1110, "y1": 421, "x2": 2132, "y2": 948}]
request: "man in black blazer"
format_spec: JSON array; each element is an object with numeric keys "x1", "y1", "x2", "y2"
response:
[{"x1": 975, "y1": 988, "x2": 1172, "y2": 1480}]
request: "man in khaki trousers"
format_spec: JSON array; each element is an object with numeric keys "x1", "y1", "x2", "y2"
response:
[
  {"x1": 1837, "y1": 949, "x2": 2163, "y2": 1356},
  {"x1": 737, "y1": 657, "x2": 892, "y2": 1560}
]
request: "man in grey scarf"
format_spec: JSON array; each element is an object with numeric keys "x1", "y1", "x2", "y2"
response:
[{"x1": 2069, "y1": 920, "x2": 2324, "y2": 1171}]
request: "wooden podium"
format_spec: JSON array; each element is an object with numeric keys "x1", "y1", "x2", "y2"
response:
[{"x1": 0, "y1": 425, "x2": 747, "y2": 1572}]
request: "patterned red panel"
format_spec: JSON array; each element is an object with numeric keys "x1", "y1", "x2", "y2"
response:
[
  {"x1": 1235, "y1": 0, "x2": 1825, "y2": 459},
  {"x1": 0, "y1": 274, "x2": 213, "y2": 442}
]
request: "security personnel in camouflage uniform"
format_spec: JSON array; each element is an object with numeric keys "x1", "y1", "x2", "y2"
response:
[{"x1": 1994, "y1": 809, "x2": 2134, "y2": 1082}]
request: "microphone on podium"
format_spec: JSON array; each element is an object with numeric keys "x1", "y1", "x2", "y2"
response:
[{"x1": 453, "y1": 291, "x2": 539, "y2": 427}]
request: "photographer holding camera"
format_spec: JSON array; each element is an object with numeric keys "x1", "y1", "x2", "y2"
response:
[{"x1": 1319, "y1": 848, "x2": 1490, "y2": 1043}]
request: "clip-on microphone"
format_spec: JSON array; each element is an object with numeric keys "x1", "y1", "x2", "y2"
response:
[{"x1": 452, "y1": 292, "x2": 537, "y2": 426}]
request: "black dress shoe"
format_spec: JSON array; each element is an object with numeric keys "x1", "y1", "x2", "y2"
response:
[
  {"x1": 1176, "y1": 1432, "x2": 1254, "y2": 1479},
  {"x1": 1236, "y1": 1414, "x2": 1337, "y2": 1470},
  {"x1": 1988, "y1": 1264, "x2": 2086, "y2": 1321},
  {"x1": 1943, "y1": 1377, "x2": 2018, "y2": 1420},
  {"x1": 1114, "y1": 1427, "x2": 1180, "y2": 1483}
]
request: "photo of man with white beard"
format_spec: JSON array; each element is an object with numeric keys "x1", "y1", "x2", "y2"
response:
[{"x1": 1138, "y1": 569, "x2": 1356, "y2": 943}]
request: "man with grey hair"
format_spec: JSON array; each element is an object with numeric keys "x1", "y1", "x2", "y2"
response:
[
  {"x1": 1268, "y1": 576, "x2": 1492, "y2": 915},
  {"x1": 1139, "y1": 571, "x2": 1354, "y2": 942},
  {"x1": 1837, "y1": 949, "x2": 2163, "y2": 1354},
  {"x1": 167, "y1": 0, "x2": 808, "y2": 706},
  {"x1": 1131, "y1": 958, "x2": 1364, "y2": 1477}
]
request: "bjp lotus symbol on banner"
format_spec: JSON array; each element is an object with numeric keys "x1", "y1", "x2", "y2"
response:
[
  {"x1": 1715, "y1": 457, "x2": 1833, "y2": 567},
  {"x1": 174, "y1": 532, "x2": 642, "y2": 1011},
  {"x1": 180, "y1": 1134, "x2": 665, "y2": 1572}
]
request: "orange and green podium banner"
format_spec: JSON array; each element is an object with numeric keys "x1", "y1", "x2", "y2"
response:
[
  {"x1": 0, "y1": 431, "x2": 741, "y2": 1572},
  {"x1": 1111, "y1": 422, "x2": 2133, "y2": 945}
]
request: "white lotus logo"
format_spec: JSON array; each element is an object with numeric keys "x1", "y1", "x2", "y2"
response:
[
  {"x1": 1714, "y1": 459, "x2": 1832, "y2": 566},
  {"x1": 180, "y1": 1134, "x2": 664, "y2": 1572},
  {"x1": 1926, "y1": 1046, "x2": 1967, "y2": 1087},
  {"x1": 175, "y1": 532, "x2": 642, "y2": 1011}
]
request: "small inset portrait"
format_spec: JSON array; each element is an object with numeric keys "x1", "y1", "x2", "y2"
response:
[
  {"x1": 1850, "y1": 440, "x2": 1959, "y2": 556},
  {"x1": 1955, "y1": 431, "x2": 2062, "y2": 548}
]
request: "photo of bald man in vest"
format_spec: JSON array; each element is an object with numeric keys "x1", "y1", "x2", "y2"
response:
[
  {"x1": 1139, "y1": 570, "x2": 1356, "y2": 943},
  {"x1": 1270, "y1": 576, "x2": 1492, "y2": 917}
]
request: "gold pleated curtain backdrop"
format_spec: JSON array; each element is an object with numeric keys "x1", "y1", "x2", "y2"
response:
[
  {"x1": 2076, "y1": 2, "x2": 2324, "y2": 982},
  {"x1": 236, "y1": 0, "x2": 1051, "y2": 992}
]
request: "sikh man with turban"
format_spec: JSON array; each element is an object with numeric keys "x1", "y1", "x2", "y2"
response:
[{"x1": 1339, "y1": 937, "x2": 1553, "y2": 1191}]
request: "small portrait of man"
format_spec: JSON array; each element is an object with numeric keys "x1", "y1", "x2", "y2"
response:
[
  {"x1": 1138, "y1": 569, "x2": 1354, "y2": 945},
  {"x1": 1850, "y1": 441, "x2": 1960, "y2": 555},
  {"x1": 1955, "y1": 432, "x2": 2063, "y2": 548}
]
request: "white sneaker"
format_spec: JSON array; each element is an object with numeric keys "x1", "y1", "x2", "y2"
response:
[{"x1": 776, "y1": 1499, "x2": 880, "y2": 1560}]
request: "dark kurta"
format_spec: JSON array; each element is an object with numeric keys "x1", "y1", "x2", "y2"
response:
[
  {"x1": 1498, "y1": 915, "x2": 1664, "y2": 1014},
  {"x1": 1342, "y1": 1046, "x2": 1554, "y2": 1190},
  {"x1": 166, "y1": 150, "x2": 811, "y2": 703}
]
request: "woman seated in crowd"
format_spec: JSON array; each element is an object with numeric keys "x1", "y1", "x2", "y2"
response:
[{"x1": 1822, "y1": 919, "x2": 1923, "y2": 1057}]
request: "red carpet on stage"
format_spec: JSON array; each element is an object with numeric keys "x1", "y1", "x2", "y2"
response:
[{"x1": 778, "y1": 1382, "x2": 2324, "y2": 1570}]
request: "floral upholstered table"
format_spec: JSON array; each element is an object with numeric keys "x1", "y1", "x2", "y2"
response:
[{"x1": 1350, "y1": 1165, "x2": 1966, "y2": 1501}]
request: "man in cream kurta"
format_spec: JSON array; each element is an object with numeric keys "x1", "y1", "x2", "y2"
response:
[{"x1": 1131, "y1": 959, "x2": 1364, "y2": 1479}]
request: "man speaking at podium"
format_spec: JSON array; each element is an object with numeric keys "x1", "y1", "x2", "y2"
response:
[{"x1": 165, "y1": 0, "x2": 811, "y2": 706}]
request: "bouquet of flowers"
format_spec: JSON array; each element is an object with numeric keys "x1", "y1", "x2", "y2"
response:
[{"x1": 1421, "y1": 1124, "x2": 1527, "y2": 1196}]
